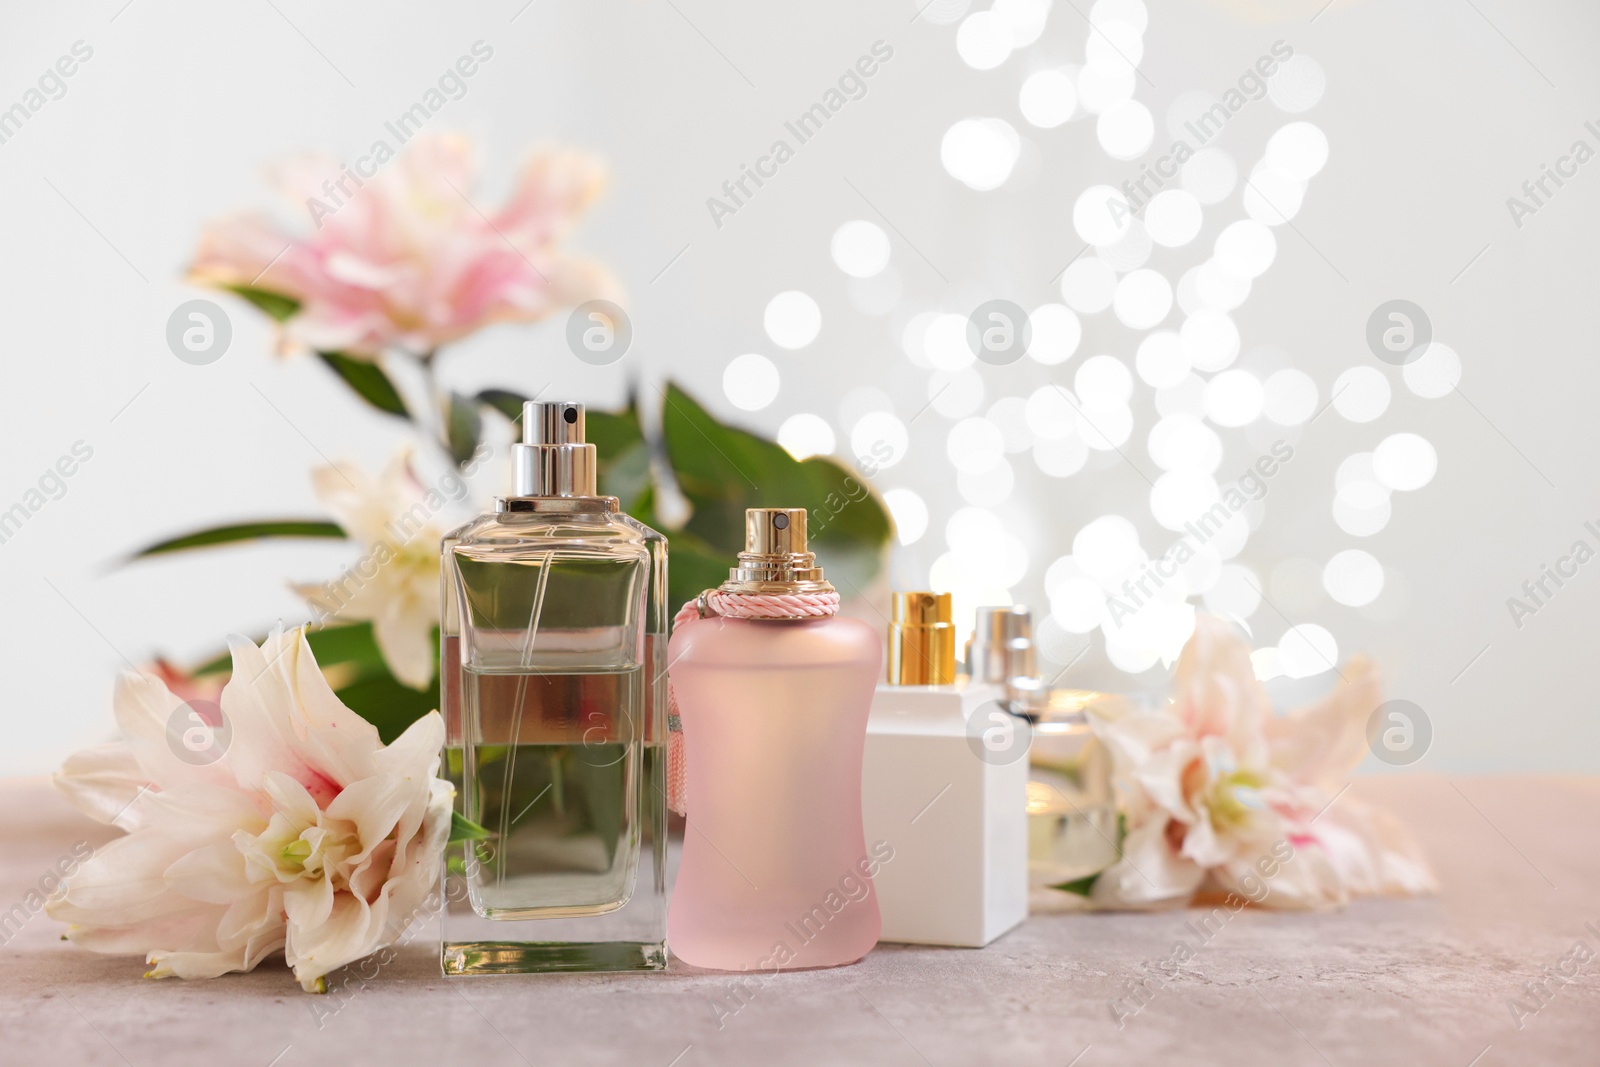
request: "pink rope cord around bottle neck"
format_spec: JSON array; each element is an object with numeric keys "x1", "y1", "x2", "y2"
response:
[{"x1": 665, "y1": 589, "x2": 841, "y2": 815}]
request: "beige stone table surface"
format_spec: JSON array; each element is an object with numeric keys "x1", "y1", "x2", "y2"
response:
[{"x1": 1, "y1": 774, "x2": 1596, "y2": 1066}]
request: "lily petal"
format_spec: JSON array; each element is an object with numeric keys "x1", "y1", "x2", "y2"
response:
[
  {"x1": 164, "y1": 843, "x2": 258, "y2": 905},
  {"x1": 53, "y1": 743, "x2": 152, "y2": 833}
]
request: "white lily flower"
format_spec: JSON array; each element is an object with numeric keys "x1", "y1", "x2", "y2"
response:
[
  {"x1": 295, "y1": 449, "x2": 446, "y2": 690},
  {"x1": 1089, "y1": 614, "x2": 1435, "y2": 910},
  {"x1": 47, "y1": 627, "x2": 452, "y2": 992}
]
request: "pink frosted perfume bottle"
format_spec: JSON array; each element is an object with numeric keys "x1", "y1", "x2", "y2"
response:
[{"x1": 667, "y1": 508, "x2": 884, "y2": 971}]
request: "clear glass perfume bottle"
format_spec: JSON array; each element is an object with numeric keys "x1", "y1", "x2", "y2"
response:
[{"x1": 439, "y1": 401, "x2": 667, "y2": 975}]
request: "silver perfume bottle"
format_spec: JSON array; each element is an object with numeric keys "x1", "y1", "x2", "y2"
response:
[{"x1": 439, "y1": 401, "x2": 668, "y2": 974}]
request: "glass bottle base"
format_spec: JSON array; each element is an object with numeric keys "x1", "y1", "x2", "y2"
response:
[{"x1": 442, "y1": 939, "x2": 668, "y2": 975}]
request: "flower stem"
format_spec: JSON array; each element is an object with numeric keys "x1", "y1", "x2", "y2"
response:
[{"x1": 412, "y1": 349, "x2": 450, "y2": 460}]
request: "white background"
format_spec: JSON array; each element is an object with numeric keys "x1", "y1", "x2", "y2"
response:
[{"x1": 2, "y1": 0, "x2": 1597, "y2": 776}]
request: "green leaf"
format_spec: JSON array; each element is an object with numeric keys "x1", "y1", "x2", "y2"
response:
[
  {"x1": 130, "y1": 520, "x2": 347, "y2": 560},
  {"x1": 317, "y1": 351, "x2": 409, "y2": 418},
  {"x1": 446, "y1": 392, "x2": 483, "y2": 468},
  {"x1": 585, "y1": 403, "x2": 646, "y2": 460},
  {"x1": 225, "y1": 285, "x2": 301, "y2": 322},
  {"x1": 574, "y1": 756, "x2": 626, "y2": 861},
  {"x1": 328, "y1": 669, "x2": 438, "y2": 744},
  {"x1": 449, "y1": 811, "x2": 493, "y2": 843},
  {"x1": 1051, "y1": 874, "x2": 1100, "y2": 897},
  {"x1": 476, "y1": 388, "x2": 526, "y2": 424},
  {"x1": 659, "y1": 526, "x2": 733, "y2": 625},
  {"x1": 658, "y1": 381, "x2": 891, "y2": 603},
  {"x1": 308, "y1": 621, "x2": 399, "y2": 672},
  {"x1": 588, "y1": 402, "x2": 651, "y2": 514}
]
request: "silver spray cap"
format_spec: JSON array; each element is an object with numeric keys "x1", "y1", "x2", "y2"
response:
[
  {"x1": 511, "y1": 401, "x2": 598, "y2": 497},
  {"x1": 967, "y1": 605, "x2": 1044, "y2": 711}
]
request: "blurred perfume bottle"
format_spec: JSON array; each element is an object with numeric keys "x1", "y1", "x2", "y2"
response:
[
  {"x1": 861, "y1": 594, "x2": 1029, "y2": 947},
  {"x1": 667, "y1": 509, "x2": 883, "y2": 971},
  {"x1": 1025, "y1": 690, "x2": 1120, "y2": 891},
  {"x1": 965, "y1": 607, "x2": 1119, "y2": 891},
  {"x1": 439, "y1": 401, "x2": 668, "y2": 975}
]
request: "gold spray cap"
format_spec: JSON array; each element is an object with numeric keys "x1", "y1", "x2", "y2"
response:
[
  {"x1": 886, "y1": 591, "x2": 956, "y2": 686},
  {"x1": 719, "y1": 508, "x2": 834, "y2": 595}
]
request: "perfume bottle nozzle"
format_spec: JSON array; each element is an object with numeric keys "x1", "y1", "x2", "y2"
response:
[
  {"x1": 511, "y1": 401, "x2": 597, "y2": 497},
  {"x1": 721, "y1": 508, "x2": 833, "y2": 595},
  {"x1": 744, "y1": 507, "x2": 809, "y2": 555},
  {"x1": 524, "y1": 401, "x2": 586, "y2": 445}
]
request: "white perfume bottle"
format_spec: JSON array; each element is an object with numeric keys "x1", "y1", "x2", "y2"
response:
[{"x1": 860, "y1": 593, "x2": 1028, "y2": 947}]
